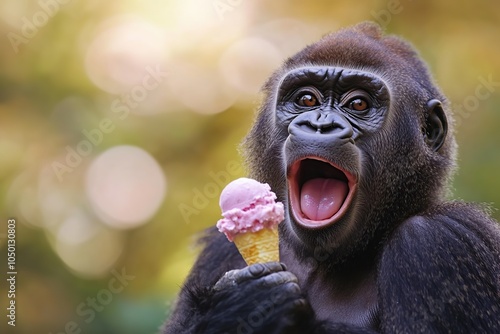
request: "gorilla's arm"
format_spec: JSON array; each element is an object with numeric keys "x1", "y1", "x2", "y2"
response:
[
  {"x1": 164, "y1": 228, "x2": 378, "y2": 334},
  {"x1": 379, "y1": 203, "x2": 500, "y2": 333},
  {"x1": 163, "y1": 227, "x2": 313, "y2": 334}
]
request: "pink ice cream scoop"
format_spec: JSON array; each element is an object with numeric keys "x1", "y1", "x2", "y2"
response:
[
  {"x1": 217, "y1": 178, "x2": 284, "y2": 241},
  {"x1": 216, "y1": 178, "x2": 284, "y2": 265}
]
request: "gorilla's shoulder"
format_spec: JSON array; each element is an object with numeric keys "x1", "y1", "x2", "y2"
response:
[{"x1": 392, "y1": 202, "x2": 500, "y2": 253}]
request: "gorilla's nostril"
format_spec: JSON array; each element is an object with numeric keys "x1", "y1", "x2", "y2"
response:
[
  {"x1": 316, "y1": 121, "x2": 338, "y2": 133},
  {"x1": 294, "y1": 119, "x2": 318, "y2": 134}
]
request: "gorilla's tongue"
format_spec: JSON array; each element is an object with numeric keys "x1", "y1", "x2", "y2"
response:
[{"x1": 300, "y1": 178, "x2": 348, "y2": 221}]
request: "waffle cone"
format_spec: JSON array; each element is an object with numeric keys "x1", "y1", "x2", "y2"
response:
[{"x1": 233, "y1": 227, "x2": 279, "y2": 265}]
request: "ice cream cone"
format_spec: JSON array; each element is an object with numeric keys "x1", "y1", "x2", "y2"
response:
[{"x1": 233, "y1": 227, "x2": 279, "y2": 265}]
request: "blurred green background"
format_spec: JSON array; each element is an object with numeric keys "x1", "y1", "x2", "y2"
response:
[{"x1": 0, "y1": 1, "x2": 499, "y2": 333}]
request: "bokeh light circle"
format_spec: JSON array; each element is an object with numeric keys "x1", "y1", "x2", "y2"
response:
[
  {"x1": 85, "y1": 145, "x2": 167, "y2": 229},
  {"x1": 85, "y1": 15, "x2": 168, "y2": 94},
  {"x1": 55, "y1": 211, "x2": 124, "y2": 278},
  {"x1": 167, "y1": 61, "x2": 238, "y2": 114}
]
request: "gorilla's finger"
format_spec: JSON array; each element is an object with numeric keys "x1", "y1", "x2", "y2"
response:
[
  {"x1": 213, "y1": 269, "x2": 240, "y2": 291},
  {"x1": 258, "y1": 271, "x2": 299, "y2": 288},
  {"x1": 233, "y1": 262, "x2": 286, "y2": 283}
]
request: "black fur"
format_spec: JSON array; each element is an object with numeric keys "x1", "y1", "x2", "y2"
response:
[{"x1": 163, "y1": 22, "x2": 500, "y2": 333}]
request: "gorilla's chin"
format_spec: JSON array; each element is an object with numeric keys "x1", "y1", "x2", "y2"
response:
[{"x1": 287, "y1": 157, "x2": 357, "y2": 229}]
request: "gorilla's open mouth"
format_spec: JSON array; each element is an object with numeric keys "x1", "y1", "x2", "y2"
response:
[{"x1": 288, "y1": 158, "x2": 357, "y2": 228}]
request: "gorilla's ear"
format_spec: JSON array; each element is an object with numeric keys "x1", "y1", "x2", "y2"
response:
[{"x1": 424, "y1": 99, "x2": 448, "y2": 151}]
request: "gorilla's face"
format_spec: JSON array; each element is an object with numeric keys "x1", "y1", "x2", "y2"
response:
[
  {"x1": 243, "y1": 25, "x2": 451, "y2": 256},
  {"x1": 273, "y1": 66, "x2": 391, "y2": 245}
]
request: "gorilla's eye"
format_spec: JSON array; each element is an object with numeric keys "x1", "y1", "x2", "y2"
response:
[
  {"x1": 295, "y1": 92, "x2": 320, "y2": 107},
  {"x1": 297, "y1": 94, "x2": 318, "y2": 107},
  {"x1": 341, "y1": 90, "x2": 372, "y2": 113},
  {"x1": 349, "y1": 98, "x2": 369, "y2": 111}
]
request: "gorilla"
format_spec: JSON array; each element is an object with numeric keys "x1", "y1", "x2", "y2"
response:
[{"x1": 163, "y1": 22, "x2": 500, "y2": 333}]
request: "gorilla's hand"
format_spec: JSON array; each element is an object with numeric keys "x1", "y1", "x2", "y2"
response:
[{"x1": 200, "y1": 262, "x2": 312, "y2": 334}]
